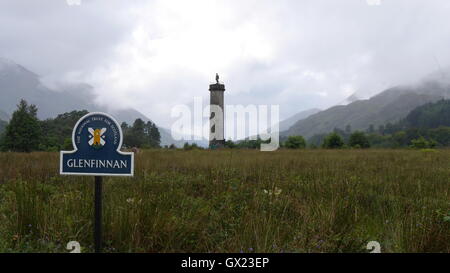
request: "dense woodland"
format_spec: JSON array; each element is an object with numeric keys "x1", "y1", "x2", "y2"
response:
[
  {"x1": 303, "y1": 99, "x2": 450, "y2": 149},
  {"x1": 1, "y1": 99, "x2": 450, "y2": 152}
]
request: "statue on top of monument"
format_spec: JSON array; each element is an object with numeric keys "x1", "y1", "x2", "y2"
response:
[{"x1": 216, "y1": 73, "x2": 220, "y2": 84}]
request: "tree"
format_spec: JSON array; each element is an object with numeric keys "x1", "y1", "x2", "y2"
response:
[
  {"x1": 123, "y1": 119, "x2": 161, "y2": 148},
  {"x1": 427, "y1": 126, "x2": 450, "y2": 146},
  {"x1": 322, "y1": 132, "x2": 344, "y2": 149},
  {"x1": 40, "y1": 110, "x2": 88, "y2": 151},
  {"x1": 349, "y1": 131, "x2": 370, "y2": 148},
  {"x1": 225, "y1": 140, "x2": 237, "y2": 149},
  {"x1": 1, "y1": 99, "x2": 42, "y2": 152},
  {"x1": 146, "y1": 121, "x2": 161, "y2": 148},
  {"x1": 0, "y1": 120, "x2": 7, "y2": 148},
  {"x1": 237, "y1": 137, "x2": 263, "y2": 149},
  {"x1": 284, "y1": 135, "x2": 306, "y2": 149},
  {"x1": 410, "y1": 136, "x2": 436, "y2": 149},
  {"x1": 345, "y1": 124, "x2": 352, "y2": 134},
  {"x1": 183, "y1": 142, "x2": 201, "y2": 150},
  {"x1": 63, "y1": 138, "x2": 73, "y2": 150},
  {"x1": 392, "y1": 131, "x2": 407, "y2": 147},
  {"x1": 124, "y1": 119, "x2": 146, "y2": 148},
  {"x1": 121, "y1": 122, "x2": 129, "y2": 132}
]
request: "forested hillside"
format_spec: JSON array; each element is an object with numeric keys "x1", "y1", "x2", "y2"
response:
[
  {"x1": 402, "y1": 99, "x2": 450, "y2": 129},
  {"x1": 306, "y1": 99, "x2": 450, "y2": 148}
]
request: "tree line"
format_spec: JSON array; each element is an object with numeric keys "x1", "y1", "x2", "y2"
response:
[
  {"x1": 2, "y1": 98, "x2": 450, "y2": 152},
  {"x1": 0, "y1": 99, "x2": 161, "y2": 152},
  {"x1": 227, "y1": 99, "x2": 450, "y2": 150}
]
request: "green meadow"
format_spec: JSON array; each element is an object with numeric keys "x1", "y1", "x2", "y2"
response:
[{"x1": 0, "y1": 149, "x2": 449, "y2": 253}]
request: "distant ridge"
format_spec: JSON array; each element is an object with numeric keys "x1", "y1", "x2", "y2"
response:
[
  {"x1": 278, "y1": 108, "x2": 321, "y2": 132},
  {"x1": 0, "y1": 58, "x2": 179, "y2": 146},
  {"x1": 338, "y1": 93, "x2": 361, "y2": 106},
  {"x1": 282, "y1": 77, "x2": 450, "y2": 139}
]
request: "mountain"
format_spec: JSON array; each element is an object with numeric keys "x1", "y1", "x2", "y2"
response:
[
  {"x1": 365, "y1": 99, "x2": 450, "y2": 148},
  {"x1": 338, "y1": 92, "x2": 361, "y2": 106},
  {"x1": 0, "y1": 58, "x2": 178, "y2": 146},
  {"x1": 402, "y1": 99, "x2": 450, "y2": 129},
  {"x1": 0, "y1": 110, "x2": 9, "y2": 121},
  {"x1": 282, "y1": 78, "x2": 450, "y2": 139},
  {"x1": 278, "y1": 108, "x2": 321, "y2": 131},
  {"x1": 0, "y1": 119, "x2": 6, "y2": 135},
  {"x1": 0, "y1": 110, "x2": 7, "y2": 135}
]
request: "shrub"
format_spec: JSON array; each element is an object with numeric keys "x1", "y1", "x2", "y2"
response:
[
  {"x1": 225, "y1": 140, "x2": 237, "y2": 149},
  {"x1": 410, "y1": 136, "x2": 437, "y2": 149},
  {"x1": 322, "y1": 132, "x2": 344, "y2": 149},
  {"x1": 63, "y1": 138, "x2": 73, "y2": 150},
  {"x1": 284, "y1": 136, "x2": 306, "y2": 149},
  {"x1": 349, "y1": 131, "x2": 370, "y2": 149}
]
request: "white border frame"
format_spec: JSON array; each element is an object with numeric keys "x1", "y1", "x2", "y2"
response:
[{"x1": 60, "y1": 112, "x2": 134, "y2": 177}]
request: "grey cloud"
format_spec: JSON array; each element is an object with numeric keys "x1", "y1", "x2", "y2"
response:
[
  {"x1": 0, "y1": 0, "x2": 138, "y2": 75},
  {"x1": 1, "y1": 0, "x2": 450, "y2": 127}
]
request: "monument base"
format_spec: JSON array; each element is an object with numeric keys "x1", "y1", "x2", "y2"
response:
[{"x1": 209, "y1": 140, "x2": 225, "y2": 149}]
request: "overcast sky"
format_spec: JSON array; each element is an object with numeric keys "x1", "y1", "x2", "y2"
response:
[{"x1": 1, "y1": 0, "x2": 450, "y2": 129}]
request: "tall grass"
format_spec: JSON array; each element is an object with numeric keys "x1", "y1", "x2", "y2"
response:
[{"x1": 0, "y1": 149, "x2": 449, "y2": 252}]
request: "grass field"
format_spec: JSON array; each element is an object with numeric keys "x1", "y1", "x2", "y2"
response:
[{"x1": 0, "y1": 149, "x2": 449, "y2": 253}]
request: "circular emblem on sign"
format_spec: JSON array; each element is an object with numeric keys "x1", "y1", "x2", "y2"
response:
[{"x1": 72, "y1": 112, "x2": 122, "y2": 152}]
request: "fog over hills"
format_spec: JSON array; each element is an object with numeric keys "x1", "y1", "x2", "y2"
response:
[
  {"x1": 0, "y1": 58, "x2": 178, "y2": 146},
  {"x1": 277, "y1": 108, "x2": 321, "y2": 132},
  {"x1": 338, "y1": 93, "x2": 363, "y2": 106},
  {"x1": 282, "y1": 73, "x2": 450, "y2": 139},
  {"x1": 0, "y1": 110, "x2": 8, "y2": 121},
  {"x1": 3, "y1": 57, "x2": 450, "y2": 145}
]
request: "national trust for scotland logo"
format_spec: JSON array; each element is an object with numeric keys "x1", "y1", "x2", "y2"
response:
[{"x1": 88, "y1": 128, "x2": 107, "y2": 150}]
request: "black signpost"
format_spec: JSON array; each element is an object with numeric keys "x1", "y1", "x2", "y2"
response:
[
  {"x1": 94, "y1": 176, "x2": 103, "y2": 253},
  {"x1": 60, "y1": 112, "x2": 134, "y2": 253}
]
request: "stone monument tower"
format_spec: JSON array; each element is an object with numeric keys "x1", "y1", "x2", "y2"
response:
[{"x1": 209, "y1": 73, "x2": 225, "y2": 149}]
